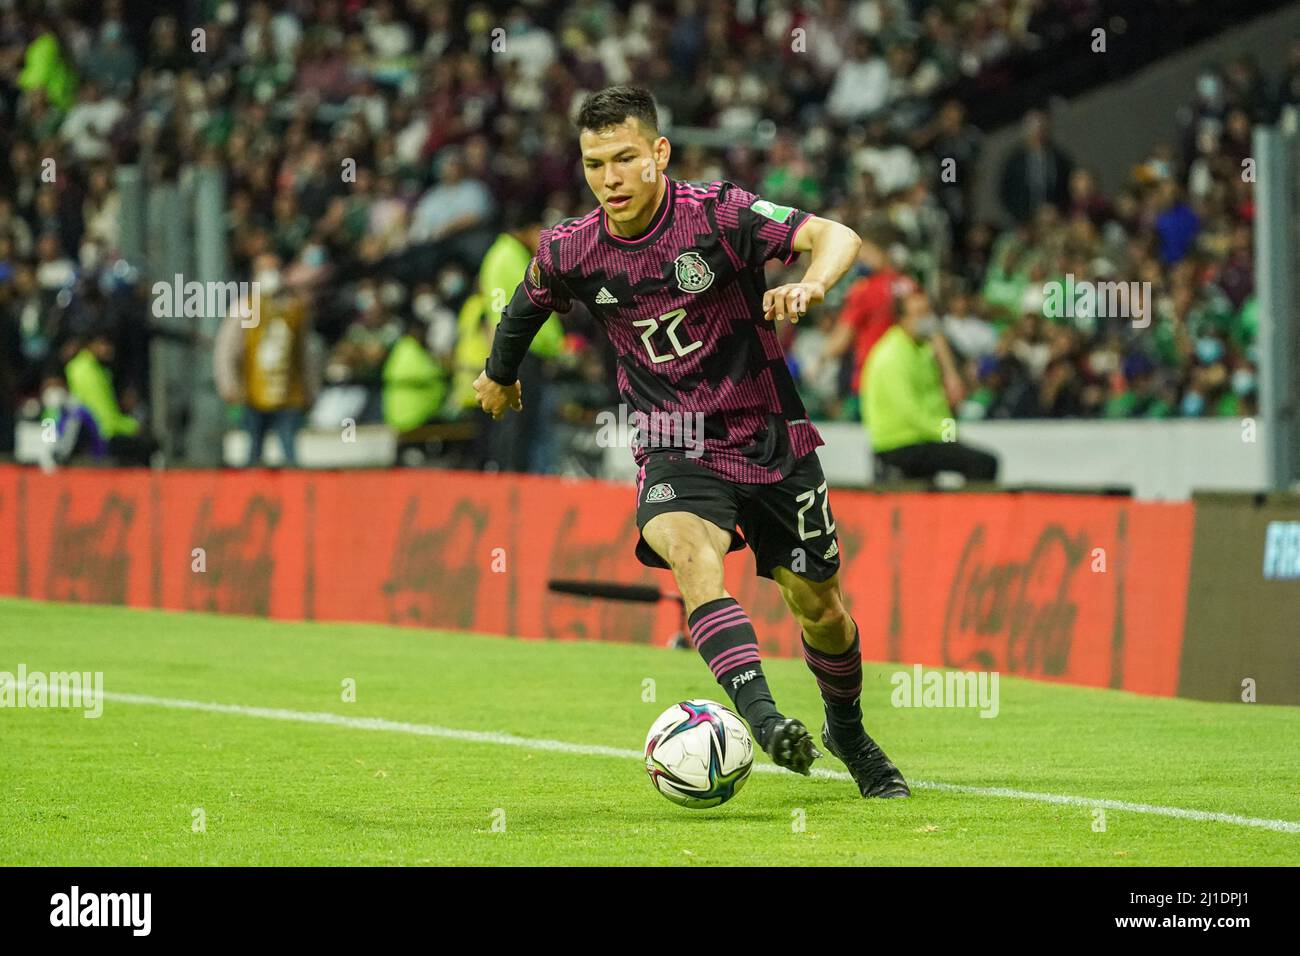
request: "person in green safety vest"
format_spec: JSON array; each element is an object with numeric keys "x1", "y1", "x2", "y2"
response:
[
  {"x1": 18, "y1": 21, "x2": 77, "y2": 112},
  {"x1": 863, "y1": 289, "x2": 998, "y2": 483},
  {"x1": 382, "y1": 318, "x2": 448, "y2": 432},
  {"x1": 65, "y1": 326, "x2": 158, "y2": 465}
]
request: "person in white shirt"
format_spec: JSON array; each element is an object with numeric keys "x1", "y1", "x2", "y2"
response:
[
  {"x1": 826, "y1": 35, "x2": 890, "y2": 123},
  {"x1": 59, "y1": 81, "x2": 127, "y2": 162},
  {"x1": 408, "y1": 152, "x2": 492, "y2": 245}
]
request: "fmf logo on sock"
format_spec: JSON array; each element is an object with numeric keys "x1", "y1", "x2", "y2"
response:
[
  {"x1": 645, "y1": 482, "x2": 676, "y2": 503},
  {"x1": 730, "y1": 669, "x2": 758, "y2": 689}
]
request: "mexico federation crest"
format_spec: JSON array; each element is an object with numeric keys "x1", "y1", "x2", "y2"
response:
[
  {"x1": 674, "y1": 251, "x2": 714, "y2": 294},
  {"x1": 645, "y1": 482, "x2": 676, "y2": 503}
]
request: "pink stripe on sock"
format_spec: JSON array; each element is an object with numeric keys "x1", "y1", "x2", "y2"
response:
[
  {"x1": 710, "y1": 642, "x2": 759, "y2": 666},
  {"x1": 712, "y1": 655, "x2": 759, "y2": 676},
  {"x1": 712, "y1": 653, "x2": 762, "y2": 678},
  {"x1": 802, "y1": 643, "x2": 860, "y2": 662},
  {"x1": 804, "y1": 656, "x2": 861, "y2": 675},
  {"x1": 692, "y1": 603, "x2": 745, "y2": 631},
  {"x1": 692, "y1": 617, "x2": 747, "y2": 650},
  {"x1": 690, "y1": 609, "x2": 748, "y2": 648},
  {"x1": 709, "y1": 644, "x2": 760, "y2": 675},
  {"x1": 814, "y1": 677, "x2": 861, "y2": 700}
]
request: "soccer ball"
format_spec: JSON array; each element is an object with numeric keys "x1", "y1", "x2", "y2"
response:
[{"x1": 643, "y1": 700, "x2": 754, "y2": 808}]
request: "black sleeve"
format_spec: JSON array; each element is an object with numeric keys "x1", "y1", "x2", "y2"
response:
[{"x1": 484, "y1": 281, "x2": 552, "y2": 385}]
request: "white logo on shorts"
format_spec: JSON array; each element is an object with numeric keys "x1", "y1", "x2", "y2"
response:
[
  {"x1": 645, "y1": 482, "x2": 676, "y2": 503},
  {"x1": 823, "y1": 540, "x2": 839, "y2": 560}
]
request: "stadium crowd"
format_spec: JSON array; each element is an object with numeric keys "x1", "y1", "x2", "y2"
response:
[{"x1": 0, "y1": 0, "x2": 1291, "y2": 470}]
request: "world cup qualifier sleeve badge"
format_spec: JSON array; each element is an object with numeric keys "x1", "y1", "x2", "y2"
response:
[{"x1": 674, "y1": 251, "x2": 714, "y2": 294}]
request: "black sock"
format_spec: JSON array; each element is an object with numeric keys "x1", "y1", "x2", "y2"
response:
[
  {"x1": 801, "y1": 621, "x2": 864, "y2": 739},
  {"x1": 688, "y1": 597, "x2": 782, "y2": 745}
]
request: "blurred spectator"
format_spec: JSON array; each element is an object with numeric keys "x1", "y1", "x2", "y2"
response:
[
  {"x1": 999, "y1": 110, "x2": 1073, "y2": 224},
  {"x1": 18, "y1": 18, "x2": 77, "y2": 110},
  {"x1": 408, "y1": 150, "x2": 492, "y2": 244},
  {"x1": 1066, "y1": 168, "x2": 1110, "y2": 225},
  {"x1": 912, "y1": 99, "x2": 982, "y2": 239},
  {"x1": 821, "y1": 233, "x2": 915, "y2": 399},
  {"x1": 940, "y1": 287, "x2": 999, "y2": 362},
  {"x1": 1153, "y1": 180, "x2": 1201, "y2": 265},
  {"x1": 826, "y1": 35, "x2": 890, "y2": 123},
  {"x1": 65, "y1": 326, "x2": 156, "y2": 465},
  {"x1": 382, "y1": 317, "x2": 447, "y2": 433},
  {"x1": 863, "y1": 290, "x2": 998, "y2": 483},
  {"x1": 214, "y1": 254, "x2": 318, "y2": 467},
  {"x1": 318, "y1": 277, "x2": 401, "y2": 426},
  {"x1": 81, "y1": 20, "x2": 137, "y2": 98},
  {"x1": 58, "y1": 79, "x2": 126, "y2": 162},
  {"x1": 789, "y1": 307, "x2": 842, "y2": 419}
]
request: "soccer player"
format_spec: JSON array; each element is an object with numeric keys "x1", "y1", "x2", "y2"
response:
[{"x1": 474, "y1": 86, "x2": 909, "y2": 797}]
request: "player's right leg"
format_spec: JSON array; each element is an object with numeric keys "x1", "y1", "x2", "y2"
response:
[
  {"x1": 635, "y1": 464, "x2": 819, "y2": 774},
  {"x1": 733, "y1": 450, "x2": 908, "y2": 796},
  {"x1": 773, "y1": 569, "x2": 910, "y2": 798}
]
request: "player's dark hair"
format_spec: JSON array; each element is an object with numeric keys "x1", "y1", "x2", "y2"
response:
[{"x1": 575, "y1": 86, "x2": 660, "y2": 138}]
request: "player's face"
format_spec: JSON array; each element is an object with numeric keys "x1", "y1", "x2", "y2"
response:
[{"x1": 579, "y1": 119, "x2": 670, "y2": 231}]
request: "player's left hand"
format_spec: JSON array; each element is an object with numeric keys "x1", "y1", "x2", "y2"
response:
[
  {"x1": 763, "y1": 281, "x2": 825, "y2": 324},
  {"x1": 473, "y1": 371, "x2": 523, "y2": 420}
]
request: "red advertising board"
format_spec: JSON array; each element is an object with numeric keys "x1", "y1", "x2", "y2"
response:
[{"x1": 0, "y1": 465, "x2": 1193, "y2": 697}]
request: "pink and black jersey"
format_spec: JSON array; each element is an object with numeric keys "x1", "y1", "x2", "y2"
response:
[{"x1": 485, "y1": 177, "x2": 824, "y2": 483}]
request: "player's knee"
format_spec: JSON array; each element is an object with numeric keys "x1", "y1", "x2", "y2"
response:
[
  {"x1": 664, "y1": 537, "x2": 723, "y2": 579},
  {"x1": 799, "y1": 597, "x2": 846, "y2": 637},
  {"x1": 646, "y1": 515, "x2": 726, "y2": 581},
  {"x1": 789, "y1": 582, "x2": 850, "y2": 646},
  {"x1": 659, "y1": 535, "x2": 726, "y2": 606}
]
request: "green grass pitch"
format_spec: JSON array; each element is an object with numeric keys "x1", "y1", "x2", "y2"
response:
[{"x1": 1, "y1": 597, "x2": 1297, "y2": 866}]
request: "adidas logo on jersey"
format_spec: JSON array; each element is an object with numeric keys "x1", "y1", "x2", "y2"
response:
[
  {"x1": 823, "y1": 540, "x2": 839, "y2": 560},
  {"x1": 595, "y1": 287, "x2": 619, "y2": 304},
  {"x1": 644, "y1": 482, "x2": 676, "y2": 503}
]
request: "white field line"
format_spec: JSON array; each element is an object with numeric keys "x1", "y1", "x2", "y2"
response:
[{"x1": 101, "y1": 691, "x2": 1300, "y2": 835}]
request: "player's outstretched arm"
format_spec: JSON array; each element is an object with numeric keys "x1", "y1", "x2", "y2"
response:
[
  {"x1": 763, "y1": 217, "x2": 862, "y2": 323},
  {"x1": 477, "y1": 280, "x2": 551, "y2": 419}
]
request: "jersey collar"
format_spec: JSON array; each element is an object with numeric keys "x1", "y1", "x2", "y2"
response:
[{"x1": 599, "y1": 175, "x2": 674, "y2": 250}]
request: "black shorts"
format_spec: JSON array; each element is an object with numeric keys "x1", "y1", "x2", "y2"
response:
[{"x1": 634, "y1": 452, "x2": 842, "y2": 582}]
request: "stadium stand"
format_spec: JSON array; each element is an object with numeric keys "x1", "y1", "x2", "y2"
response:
[{"x1": 0, "y1": 0, "x2": 1293, "y2": 470}]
